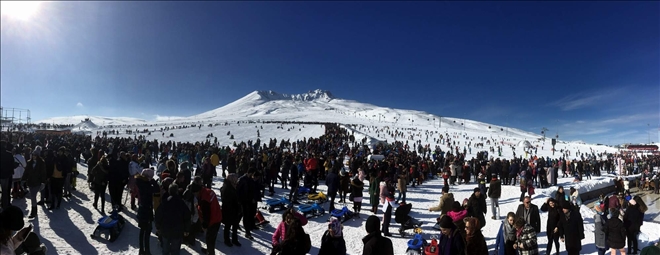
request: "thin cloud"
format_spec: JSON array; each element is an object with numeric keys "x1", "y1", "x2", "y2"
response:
[
  {"x1": 548, "y1": 87, "x2": 623, "y2": 111},
  {"x1": 76, "y1": 102, "x2": 84, "y2": 108},
  {"x1": 154, "y1": 115, "x2": 186, "y2": 121}
]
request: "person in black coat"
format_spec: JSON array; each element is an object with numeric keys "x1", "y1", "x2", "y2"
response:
[
  {"x1": 349, "y1": 176, "x2": 364, "y2": 217},
  {"x1": 325, "y1": 169, "x2": 339, "y2": 213},
  {"x1": 108, "y1": 152, "x2": 130, "y2": 210},
  {"x1": 624, "y1": 196, "x2": 647, "y2": 254},
  {"x1": 515, "y1": 196, "x2": 541, "y2": 234},
  {"x1": 468, "y1": 188, "x2": 487, "y2": 229},
  {"x1": 558, "y1": 200, "x2": 584, "y2": 255},
  {"x1": 135, "y1": 169, "x2": 159, "y2": 255},
  {"x1": 221, "y1": 173, "x2": 241, "y2": 247},
  {"x1": 362, "y1": 215, "x2": 394, "y2": 255},
  {"x1": 0, "y1": 141, "x2": 18, "y2": 209},
  {"x1": 155, "y1": 184, "x2": 191, "y2": 255},
  {"x1": 541, "y1": 198, "x2": 562, "y2": 255},
  {"x1": 236, "y1": 169, "x2": 262, "y2": 240},
  {"x1": 606, "y1": 208, "x2": 627, "y2": 254},
  {"x1": 288, "y1": 157, "x2": 301, "y2": 203}
]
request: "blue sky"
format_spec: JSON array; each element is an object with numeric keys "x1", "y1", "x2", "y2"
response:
[{"x1": 1, "y1": 1, "x2": 658, "y2": 145}]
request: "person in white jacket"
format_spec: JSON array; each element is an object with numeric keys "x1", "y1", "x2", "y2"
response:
[{"x1": 12, "y1": 149, "x2": 27, "y2": 199}]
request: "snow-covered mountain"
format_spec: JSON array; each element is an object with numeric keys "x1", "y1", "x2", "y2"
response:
[{"x1": 39, "y1": 89, "x2": 558, "y2": 143}]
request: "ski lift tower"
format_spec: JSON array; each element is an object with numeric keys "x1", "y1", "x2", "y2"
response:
[{"x1": 0, "y1": 106, "x2": 32, "y2": 132}]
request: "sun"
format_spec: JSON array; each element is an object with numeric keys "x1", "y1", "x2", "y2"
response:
[{"x1": 1, "y1": 1, "x2": 42, "y2": 21}]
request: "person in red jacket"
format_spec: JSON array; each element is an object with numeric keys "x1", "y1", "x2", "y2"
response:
[
  {"x1": 304, "y1": 154, "x2": 319, "y2": 192},
  {"x1": 195, "y1": 179, "x2": 222, "y2": 255}
]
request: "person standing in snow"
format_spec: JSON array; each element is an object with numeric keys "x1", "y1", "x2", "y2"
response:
[
  {"x1": 220, "y1": 173, "x2": 241, "y2": 247},
  {"x1": 513, "y1": 218, "x2": 539, "y2": 255},
  {"x1": 515, "y1": 196, "x2": 541, "y2": 234},
  {"x1": 349, "y1": 175, "x2": 364, "y2": 217},
  {"x1": 593, "y1": 202, "x2": 609, "y2": 255},
  {"x1": 429, "y1": 185, "x2": 454, "y2": 215},
  {"x1": 624, "y1": 196, "x2": 647, "y2": 254},
  {"x1": 196, "y1": 177, "x2": 222, "y2": 254},
  {"x1": 436, "y1": 215, "x2": 465, "y2": 255},
  {"x1": 136, "y1": 169, "x2": 159, "y2": 255},
  {"x1": 558, "y1": 200, "x2": 584, "y2": 255},
  {"x1": 270, "y1": 214, "x2": 311, "y2": 255},
  {"x1": 468, "y1": 187, "x2": 487, "y2": 229},
  {"x1": 465, "y1": 216, "x2": 488, "y2": 255},
  {"x1": 362, "y1": 215, "x2": 394, "y2": 255},
  {"x1": 21, "y1": 147, "x2": 46, "y2": 219},
  {"x1": 488, "y1": 174, "x2": 502, "y2": 220},
  {"x1": 325, "y1": 168, "x2": 339, "y2": 213},
  {"x1": 155, "y1": 184, "x2": 191, "y2": 255},
  {"x1": 318, "y1": 217, "x2": 347, "y2": 255},
  {"x1": 90, "y1": 156, "x2": 109, "y2": 212},
  {"x1": 607, "y1": 208, "x2": 627, "y2": 255},
  {"x1": 540, "y1": 198, "x2": 562, "y2": 255}
]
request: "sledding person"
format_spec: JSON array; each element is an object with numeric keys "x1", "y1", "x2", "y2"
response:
[
  {"x1": 465, "y1": 216, "x2": 488, "y2": 255},
  {"x1": 515, "y1": 196, "x2": 541, "y2": 234},
  {"x1": 136, "y1": 169, "x2": 159, "y2": 255},
  {"x1": 488, "y1": 174, "x2": 502, "y2": 220},
  {"x1": 270, "y1": 214, "x2": 311, "y2": 255},
  {"x1": 155, "y1": 184, "x2": 191, "y2": 255},
  {"x1": 220, "y1": 173, "x2": 241, "y2": 248},
  {"x1": 540, "y1": 198, "x2": 562, "y2": 255},
  {"x1": 468, "y1": 187, "x2": 487, "y2": 229},
  {"x1": 558, "y1": 200, "x2": 584, "y2": 255},
  {"x1": 90, "y1": 156, "x2": 109, "y2": 212},
  {"x1": 0, "y1": 205, "x2": 47, "y2": 255},
  {"x1": 21, "y1": 147, "x2": 46, "y2": 219},
  {"x1": 349, "y1": 175, "x2": 364, "y2": 217},
  {"x1": 318, "y1": 216, "x2": 347, "y2": 255},
  {"x1": 436, "y1": 215, "x2": 465, "y2": 255},
  {"x1": 513, "y1": 217, "x2": 539, "y2": 255},
  {"x1": 429, "y1": 185, "x2": 454, "y2": 215},
  {"x1": 362, "y1": 215, "x2": 394, "y2": 255}
]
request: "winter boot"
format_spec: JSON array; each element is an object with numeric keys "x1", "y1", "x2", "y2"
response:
[{"x1": 28, "y1": 206, "x2": 37, "y2": 219}]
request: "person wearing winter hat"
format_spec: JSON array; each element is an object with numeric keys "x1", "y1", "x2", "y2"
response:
[
  {"x1": 0, "y1": 205, "x2": 47, "y2": 255},
  {"x1": 318, "y1": 217, "x2": 347, "y2": 255},
  {"x1": 362, "y1": 215, "x2": 393, "y2": 255},
  {"x1": 488, "y1": 174, "x2": 502, "y2": 220},
  {"x1": 559, "y1": 198, "x2": 585, "y2": 255},
  {"x1": 468, "y1": 187, "x2": 487, "y2": 229},
  {"x1": 593, "y1": 202, "x2": 609, "y2": 255},
  {"x1": 22, "y1": 147, "x2": 46, "y2": 219},
  {"x1": 135, "y1": 168, "x2": 160, "y2": 255},
  {"x1": 437, "y1": 215, "x2": 465, "y2": 255}
]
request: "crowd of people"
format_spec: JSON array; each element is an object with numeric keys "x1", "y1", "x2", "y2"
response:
[{"x1": 1, "y1": 123, "x2": 660, "y2": 255}]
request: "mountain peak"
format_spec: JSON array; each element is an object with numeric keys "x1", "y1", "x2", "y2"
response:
[{"x1": 252, "y1": 89, "x2": 335, "y2": 102}]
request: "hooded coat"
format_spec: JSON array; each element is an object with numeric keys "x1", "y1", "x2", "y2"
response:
[{"x1": 558, "y1": 209, "x2": 584, "y2": 252}]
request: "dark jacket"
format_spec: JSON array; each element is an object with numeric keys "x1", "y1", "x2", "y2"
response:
[
  {"x1": 55, "y1": 154, "x2": 71, "y2": 176},
  {"x1": 237, "y1": 174, "x2": 258, "y2": 204},
  {"x1": 91, "y1": 161, "x2": 109, "y2": 192},
  {"x1": 155, "y1": 193, "x2": 191, "y2": 238},
  {"x1": 325, "y1": 171, "x2": 339, "y2": 196},
  {"x1": 624, "y1": 205, "x2": 644, "y2": 233},
  {"x1": 318, "y1": 230, "x2": 347, "y2": 255},
  {"x1": 488, "y1": 179, "x2": 502, "y2": 199},
  {"x1": 606, "y1": 215, "x2": 626, "y2": 249},
  {"x1": 436, "y1": 227, "x2": 465, "y2": 255},
  {"x1": 109, "y1": 157, "x2": 129, "y2": 184},
  {"x1": 0, "y1": 149, "x2": 16, "y2": 179},
  {"x1": 349, "y1": 178, "x2": 364, "y2": 199},
  {"x1": 540, "y1": 202, "x2": 562, "y2": 235},
  {"x1": 22, "y1": 157, "x2": 46, "y2": 188},
  {"x1": 468, "y1": 193, "x2": 487, "y2": 229},
  {"x1": 136, "y1": 175, "x2": 160, "y2": 225},
  {"x1": 220, "y1": 180, "x2": 241, "y2": 225},
  {"x1": 465, "y1": 231, "x2": 488, "y2": 255},
  {"x1": 362, "y1": 232, "x2": 394, "y2": 255},
  {"x1": 339, "y1": 174, "x2": 350, "y2": 193},
  {"x1": 558, "y1": 209, "x2": 584, "y2": 251},
  {"x1": 515, "y1": 204, "x2": 541, "y2": 233},
  {"x1": 271, "y1": 231, "x2": 311, "y2": 255}
]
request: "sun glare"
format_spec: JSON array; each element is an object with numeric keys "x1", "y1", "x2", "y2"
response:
[{"x1": 1, "y1": 1, "x2": 42, "y2": 21}]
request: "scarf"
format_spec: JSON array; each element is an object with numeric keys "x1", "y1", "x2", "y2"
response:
[{"x1": 516, "y1": 227, "x2": 524, "y2": 238}]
